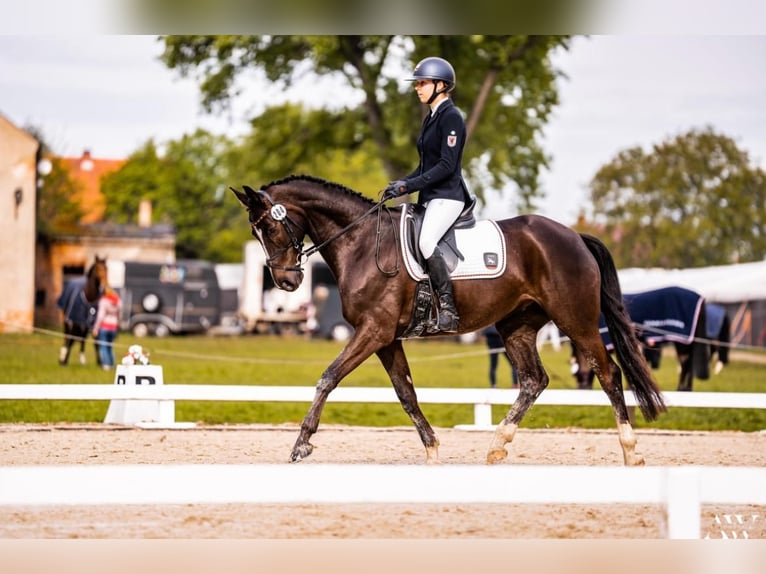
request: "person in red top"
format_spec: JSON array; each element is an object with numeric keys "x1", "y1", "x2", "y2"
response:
[{"x1": 92, "y1": 285, "x2": 122, "y2": 370}]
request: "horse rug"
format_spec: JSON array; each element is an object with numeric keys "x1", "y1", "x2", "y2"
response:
[
  {"x1": 57, "y1": 278, "x2": 97, "y2": 327},
  {"x1": 399, "y1": 204, "x2": 507, "y2": 282},
  {"x1": 600, "y1": 286, "x2": 705, "y2": 349}
]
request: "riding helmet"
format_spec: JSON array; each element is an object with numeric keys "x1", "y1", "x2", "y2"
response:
[{"x1": 406, "y1": 57, "x2": 456, "y2": 91}]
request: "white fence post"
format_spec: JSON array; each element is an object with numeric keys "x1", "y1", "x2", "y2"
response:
[
  {"x1": 473, "y1": 403, "x2": 493, "y2": 428},
  {"x1": 665, "y1": 467, "x2": 702, "y2": 539}
]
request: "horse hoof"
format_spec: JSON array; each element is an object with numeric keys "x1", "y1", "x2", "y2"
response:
[
  {"x1": 486, "y1": 448, "x2": 508, "y2": 464},
  {"x1": 290, "y1": 442, "x2": 314, "y2": 463}
]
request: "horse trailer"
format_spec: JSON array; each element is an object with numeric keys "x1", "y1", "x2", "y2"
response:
[
  {"x1": 240, "y1": 241, "x2": 352, "y2": 340},
  {"x1": 108, "y1": 260, "x2": 222, "y2": 337}
]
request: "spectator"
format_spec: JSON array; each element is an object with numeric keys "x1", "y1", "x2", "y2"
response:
[
  {"x1": 483, "y1": 325, "x2": 519, "y2": 388},
  {"x1": 92, "y1": 286, "x2": 122, "y2": 370}
]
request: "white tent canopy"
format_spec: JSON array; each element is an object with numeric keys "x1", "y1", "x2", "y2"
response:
[{"x1": 618, "y1": 259, "x2": 766, "y2": 304}]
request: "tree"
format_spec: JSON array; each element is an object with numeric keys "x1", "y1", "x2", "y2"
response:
[
  {"x1": 159, "y1": 35, "x2": 572, "y2": 212},
  {"x1": 101, "y1": 131, "x2": 247, "y2": 261},
  {"x1": 25, "y1": 127, "x2": 84, "y2": 237},
  {"x1": 36, "y1": 157, "x2": 85, "y2": 236},
  {"x1": 584, "y1": 127, "x2": 766, "y2": 268}
]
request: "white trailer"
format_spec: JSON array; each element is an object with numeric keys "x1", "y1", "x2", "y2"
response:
[{"x1": 239, "y1": 240, "x2": 314, "y2": 333}]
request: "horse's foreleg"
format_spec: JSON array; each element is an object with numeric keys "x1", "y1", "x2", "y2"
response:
[
  {"x1": 59, "y1": 325, "x2": 73, "y2": 366},
  {"x1": 290, "y1": 334, "x2": 378, "y2": 463},
  {"x1": 59, "y1": 341, "x2": 69, "y2": 365},
  {"x1": 289, "y1": 368, "x2": 337, "y2": 462},
  {"x1": 377, "y1": 341, "x2": 440, "y2": 464}
]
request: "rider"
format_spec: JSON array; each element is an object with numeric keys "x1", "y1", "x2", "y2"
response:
[{"x1": 383, "y1": 56, "x2": 471, "y2": 334}]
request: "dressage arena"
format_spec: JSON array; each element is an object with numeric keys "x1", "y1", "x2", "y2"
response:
[{"x1": 1, "y1": 423, "x2": 764, "y2": 539}]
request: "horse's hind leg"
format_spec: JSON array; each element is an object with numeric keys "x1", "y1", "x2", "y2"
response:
[
  {"x1": 581, "y1": 337, "x2": 644, "y2": 466},
  {"x1": 487, "y1": 329, "x2": 547, "y2": 464},
  {"x1": 676, "y1": 344, "x2": 693, "y2": 391},
  {"x1": 377, "y1": 341, "x2": 440, "y2": 464}
]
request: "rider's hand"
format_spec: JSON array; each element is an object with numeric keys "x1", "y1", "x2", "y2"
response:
[{"x1": 383, "y1": 180, "x2": 408, "y2": 201}]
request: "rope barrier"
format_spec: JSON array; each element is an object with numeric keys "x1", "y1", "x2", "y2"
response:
[{"x1": 1, "y1": 319, "x2": 764, "y2": 369}]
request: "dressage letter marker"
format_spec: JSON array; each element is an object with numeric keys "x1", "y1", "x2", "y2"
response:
[{"x1": 104, "y1": 365, "x2": 176, "y2": 426}]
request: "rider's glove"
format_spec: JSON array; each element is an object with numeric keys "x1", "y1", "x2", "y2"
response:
[{"x1": 383, "y1": 180, "x2": 408, "y2": 201}]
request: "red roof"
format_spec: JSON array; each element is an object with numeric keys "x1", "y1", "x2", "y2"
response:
[{"x1": 60, "y1": 150, "x2": 125, "y2": 224}]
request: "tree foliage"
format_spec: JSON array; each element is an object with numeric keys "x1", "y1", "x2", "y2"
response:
[
  {"x1": 25, "y1": 127, "x2": 84, "y2": 237},
  {"x1": 584, "y1": 127, "x2": 766, "y2": 268},
  {"x1": 36, "y1": 157, "x2": 85, "y2": 236},
  {"x1": 160, "y1": 35, "x2": 572, "y2": 213},
  {"x1": 100, "y1": 131, "x2": 248, "y2": 261}
]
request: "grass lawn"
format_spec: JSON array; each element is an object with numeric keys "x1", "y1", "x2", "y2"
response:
[{"x1": 1, "y1": 331, "x2": 765, "y2": 431}]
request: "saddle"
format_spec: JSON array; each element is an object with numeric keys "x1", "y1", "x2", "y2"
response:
[
  {"x1": 403, "y1": 197, "x2": 477, "y2": 272},
  {"x1": 399, "y1": 200, "x2": 507, "y2": 283},
  {"x1": 399, "y1": 198, "x2": 507, "y2": 338}
]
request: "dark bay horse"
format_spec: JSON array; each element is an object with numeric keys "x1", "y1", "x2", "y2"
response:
[
  {"x1": 56, "y1": 256, "x2": 108, "y2": 366},
  {"x1": 232, "y1": 175, "x2": 666, "y2": 466}
]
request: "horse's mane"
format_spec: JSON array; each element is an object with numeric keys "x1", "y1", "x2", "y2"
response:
[{"x1": 261, "y1": 174, "x2": 376, "y2": 206}]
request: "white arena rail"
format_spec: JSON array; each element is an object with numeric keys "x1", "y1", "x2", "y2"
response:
[
  {"x1": 0, "y1": 463, "x2": 764, "y2": 539},
  {"x1": 0, "y1": 385, "x2": 765, "y2": 429}
]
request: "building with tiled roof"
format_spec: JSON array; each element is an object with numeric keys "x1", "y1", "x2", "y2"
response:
[{"x1": 60, "y1": 150, "x2": 125, "y2": 224}]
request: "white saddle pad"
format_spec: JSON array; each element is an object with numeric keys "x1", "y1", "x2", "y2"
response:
[{"x1": 400, "y1": 214, "x2": 507, "y2": 282}]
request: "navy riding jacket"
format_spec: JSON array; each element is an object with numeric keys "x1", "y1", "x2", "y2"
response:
[{"x1": 404, "y1": 99, "x2": 471, "y2": 206}]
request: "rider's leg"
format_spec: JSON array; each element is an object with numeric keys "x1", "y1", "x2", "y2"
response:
[{"x1": 419, "y1": 198, "x2": 464, "y2": 333}]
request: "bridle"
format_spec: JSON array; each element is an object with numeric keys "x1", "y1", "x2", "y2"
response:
[{"x1": 249, "y1": 189, "x2": 398, "y2": 275}]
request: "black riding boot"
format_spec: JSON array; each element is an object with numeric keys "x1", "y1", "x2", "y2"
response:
[{"x1": 425, "y1": 249, "x2": 460, "y2": 333}]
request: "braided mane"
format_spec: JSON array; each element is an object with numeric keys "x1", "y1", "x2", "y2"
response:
[{"x1": 261, "y1": 174, "x2": 376, "y2": 205}]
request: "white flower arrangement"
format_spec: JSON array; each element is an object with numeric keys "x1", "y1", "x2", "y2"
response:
[{"x1": 122, "y1": 344, "x2": 151, "y2": 366}]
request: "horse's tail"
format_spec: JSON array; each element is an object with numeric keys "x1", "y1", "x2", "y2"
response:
[{"x1": 579, "y1": 234, "x2": 667, "y2": 421}]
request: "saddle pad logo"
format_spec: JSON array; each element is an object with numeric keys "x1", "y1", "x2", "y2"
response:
[
  {"x1": 484, "y1": 253, "x2": 499, "y2": 269},
  {"x1": 447, "y1": 131, "x2": 457, "y2": 147}
]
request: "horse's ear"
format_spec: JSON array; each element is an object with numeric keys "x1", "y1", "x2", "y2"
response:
[{"x1": 230, "y1": 186, "x2": 250, "y2": 208}]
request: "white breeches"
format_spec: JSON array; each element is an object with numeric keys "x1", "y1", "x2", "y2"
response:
[{"x1": 419, "y1": 198, "x2": 465, "y2": 259}]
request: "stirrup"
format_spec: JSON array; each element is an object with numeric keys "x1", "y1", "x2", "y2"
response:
[
  {"x1": 438, "y1": 310, "x2": 460, "y2": 334},
  {"x1": 426, "y1": 310, "x2": 459, "y2": 334}
]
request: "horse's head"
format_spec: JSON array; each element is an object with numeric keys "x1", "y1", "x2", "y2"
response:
[
  {"x1": 85, "y1": 255, "x2": 109, "y2": 302},
  {"x1": 231, "y1": 184, "x2": 305, "y2": 292}
]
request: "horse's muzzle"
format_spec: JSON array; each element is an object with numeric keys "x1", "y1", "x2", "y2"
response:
[{"x1": 278, "y1": 271, "x2": 303, "y2": 292}]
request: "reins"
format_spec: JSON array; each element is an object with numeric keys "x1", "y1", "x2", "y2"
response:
[{"x1": 256, "y1": 188, "x2": 400, "y2": 276}]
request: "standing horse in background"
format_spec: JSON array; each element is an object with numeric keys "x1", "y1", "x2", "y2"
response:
[
  {"x1": 232, "y1": 175, "x2": 666, "y2": 466},
  {"x1": 56, "y1": 256, "x2": 108, "y2": 366},
  {"x1": 571, "y1": 287, "x2": 726, "y2": 392}
]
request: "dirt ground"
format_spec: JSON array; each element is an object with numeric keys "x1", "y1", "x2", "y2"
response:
[{"x1": 0, "y1": 424, "x2": 764, "y2": 539}]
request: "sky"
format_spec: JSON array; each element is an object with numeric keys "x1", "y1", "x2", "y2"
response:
[{"x1": 1, "y1": 34, "x2": 765, "y2": 225}]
